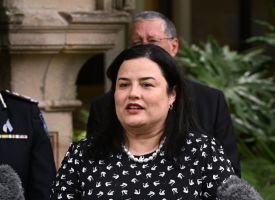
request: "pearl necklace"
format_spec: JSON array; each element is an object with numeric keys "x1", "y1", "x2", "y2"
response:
[{"x1": 122, "y1": 137, "x2": 166, "y2": 163}]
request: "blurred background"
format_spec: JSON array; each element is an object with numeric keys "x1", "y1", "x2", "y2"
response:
[
  {"x1": 76, "y1": 0, "x2": 275, "y2": 112},
  {"x1": 76, "y1": 1, "x2": 275, "y2": 199},
  {"x1": 0, "y1": 0, "x2": 275, "y2": 199}
]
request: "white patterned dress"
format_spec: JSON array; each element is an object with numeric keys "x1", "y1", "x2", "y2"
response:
[{"x1": 50, "y1": 133, "x2": 235, "y2": 200}]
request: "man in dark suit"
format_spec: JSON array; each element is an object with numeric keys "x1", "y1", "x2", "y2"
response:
[
  {"x1": 0, "y1": 90, "x2": 56, "y2": 200},
  {"x1": 86, "y1": 11, "x2": 240, "y2": 177}
]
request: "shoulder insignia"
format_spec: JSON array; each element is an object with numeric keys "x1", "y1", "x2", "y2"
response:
[
  {"x1": 4, "y1": 90, "x2": 38, "y2": 104},
  {"x1": 39, "y1": 113, "x2": 50, "y2": 139}
]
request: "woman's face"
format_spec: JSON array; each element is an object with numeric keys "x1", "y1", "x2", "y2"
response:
[{"x1": 114, "y1": 58, "x2": 176, "y2": 134}]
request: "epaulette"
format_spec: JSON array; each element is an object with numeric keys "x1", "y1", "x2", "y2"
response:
[{"x1": 2, "y1": 90, "x2": 38, "y2": 104}]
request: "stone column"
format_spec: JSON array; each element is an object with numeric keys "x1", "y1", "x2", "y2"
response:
[
  {"x1": 0, "y1": 0, "x2": 134, "y2": 168},
  {"x1": 172, "y1": 0, "x2": 191, "y2": 43}
]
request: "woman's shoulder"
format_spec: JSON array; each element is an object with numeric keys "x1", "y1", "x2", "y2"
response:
[
  {"x1": 187, "y1": 132, "x2": 219, "y2": 142},
  {"x1": 185, "y1": 132, "x2": 232, "y2": 167},
  {"x1": 186, "y1": 132, "x2": 210, "y2": 143},
  {"x1": 185, "y1": 132, "x2": 224, "y2": 151},
  {"x1": 67, "y1": 137, "x2": 93, "y2": 154}
]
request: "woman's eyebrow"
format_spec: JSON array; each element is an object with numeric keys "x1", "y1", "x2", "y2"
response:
[
  {"x1": 139, "y1": 77, "x2": 156, "y2": 81},
  {"x1": 117, "y1": 77, "x2": 130, "y2": 81},
  {"x1": 117, "y1": 77, "x2": 156, "y2": 81}
]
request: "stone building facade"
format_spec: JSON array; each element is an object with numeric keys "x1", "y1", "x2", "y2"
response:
[{"x1": 0, "y1": 0, "x2": 135, "y2": 168}]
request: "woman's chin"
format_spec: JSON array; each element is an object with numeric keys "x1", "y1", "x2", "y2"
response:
[
  {"x1": 127, "y1": 122, "x2": 144, "y2": 128},
  {"x1": 123, "y1": 120, "x2": 145, "y2": 129}
]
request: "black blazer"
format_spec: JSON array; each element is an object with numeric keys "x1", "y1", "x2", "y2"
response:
[
  {"x1": 86, "y1": 79, "x2": 240, "y2": 177},
  {"x1": 0, "y1": 90, "x2": 56, "y2": 200}
]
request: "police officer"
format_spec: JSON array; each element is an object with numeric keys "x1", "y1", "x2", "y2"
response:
[{"x1": 0, "y1": 90, "x2": 56, "y2": 200}]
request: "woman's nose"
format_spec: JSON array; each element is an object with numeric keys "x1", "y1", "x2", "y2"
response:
[{"x1": 129, "y1": 85, "x2": 141, "y2": 99}]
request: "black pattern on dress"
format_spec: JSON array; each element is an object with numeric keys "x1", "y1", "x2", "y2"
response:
[{"x1": 50, "y1": 133, "x2": 235, "y2": 200}]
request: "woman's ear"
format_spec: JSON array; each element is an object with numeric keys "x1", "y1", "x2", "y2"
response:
[{"x1": 169, "y1": 86, "x2": 177, "y2": 105}]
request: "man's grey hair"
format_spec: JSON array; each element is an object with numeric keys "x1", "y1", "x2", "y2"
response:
[{"x1": 130, "y1": 11, "x2": 177, "y2": 39}]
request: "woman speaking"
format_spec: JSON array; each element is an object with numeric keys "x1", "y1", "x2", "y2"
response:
[{"x1": 50, "y1": 45, "x2": 235, "y2": 199}]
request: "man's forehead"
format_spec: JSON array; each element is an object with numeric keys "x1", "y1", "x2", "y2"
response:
[
  {"x1": 132, "y1": 19, "x2": 164, "y2": 29},
  {"x1": 130, "y1": 19, "x2": 165, "y2": 37}
]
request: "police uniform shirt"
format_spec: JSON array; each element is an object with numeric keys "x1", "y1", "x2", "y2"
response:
[{"x1": 0, "y1": 90, "x2": 56, "y2": 200}]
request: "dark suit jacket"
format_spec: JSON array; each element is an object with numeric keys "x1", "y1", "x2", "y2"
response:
[
  {"x1": 86, "y1": 79, "x2": 241, "y2": 177},
  {"x1": 0, "y1": 90, "x2": 56, "y2": 200}
]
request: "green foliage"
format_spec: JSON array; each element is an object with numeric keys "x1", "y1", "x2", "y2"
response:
[
  {"x1": 77, "y1": 108, "x2": 90, "y2": 124},
  {"x1": 72, "y1": 129, "x2": 86, "y2": 142},
  {"x1": 246, "y1": 6, "x2": 275, "y2": 48},
  {"x1": 176, "y1": 36, "x2": 275, "y2": 163},
  {"x1": 72, "y1": 108, "x2": 89, "y2": 142},
  {"x1": 241, "y1": 158, "x2": 275, "y2": 200},
  {"x1": 246, "y1": 20, "x2": 275, "y2": 47},
  {"x1": 176, "y1": 35, "x2": 275, "y2": 198}
]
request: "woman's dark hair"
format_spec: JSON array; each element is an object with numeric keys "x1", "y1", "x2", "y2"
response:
[{"x1": 89, "y1": 44, "x2": 203, "y2": 167}]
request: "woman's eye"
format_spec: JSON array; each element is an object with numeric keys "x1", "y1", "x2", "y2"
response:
[
  {"x1": 142, "y1": 83, "x2": 153, "y2": 87},
  {"x1": 119, "y1": 83, "x2": 128, "y2": 88}
]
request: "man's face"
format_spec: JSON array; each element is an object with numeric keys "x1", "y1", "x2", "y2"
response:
[{"x1": 129, "y1": 20, "x2": 179, "y2": 58}]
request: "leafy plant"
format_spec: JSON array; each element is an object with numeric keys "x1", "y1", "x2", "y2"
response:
[
  {"x1": 246, "y1": 6, "x2": 275, "y2": 48},
  {"x1": 176, "y1": 36, "x2": 275, "y2": 163},
  {"x1": 176, "y1": 35, "x2": 275, "y2": 198},
  {"x1": 73, "y1": 86, "x2": 89, "y2": 142},
  {"x1": 73, "y1": 108, "x2": 89, "y2": 142},
  {"x1": 241, "y1": 158, "x2": 275, "y2": 200},
  {"x1": 73, "y1": 129, "x2": 86, "y2": 142}
]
